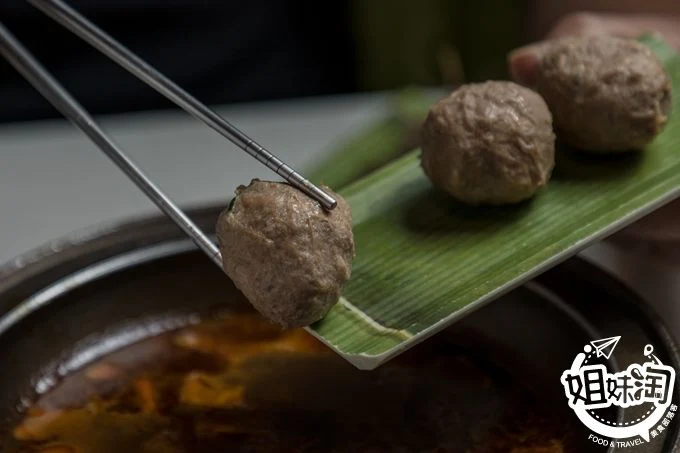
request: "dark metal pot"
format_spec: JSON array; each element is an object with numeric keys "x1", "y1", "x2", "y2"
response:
[{"x1": 0, "y1": 206, "x2": 677, "y2": 452}]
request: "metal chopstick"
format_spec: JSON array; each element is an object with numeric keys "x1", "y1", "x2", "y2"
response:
[
  {"x1": 0, "y1": 21, "x2": 224, "y2": 268},
  {"x1": 26, "y1": 0, "x2": 337, "y2": 211}
]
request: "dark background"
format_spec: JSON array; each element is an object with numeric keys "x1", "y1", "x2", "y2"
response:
[
  {"x1": 0, "y1": 1, "x2": 526, "y2": 124},
  {"x1": 0, "y1": 1, "x2": 358, "y2": 123}
]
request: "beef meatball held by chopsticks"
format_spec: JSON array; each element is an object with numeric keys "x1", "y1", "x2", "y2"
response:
[{"x1": 216, "y1": 179, "x2": 355, "y2": 329}]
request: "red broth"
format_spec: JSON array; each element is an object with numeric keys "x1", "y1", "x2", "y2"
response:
[{"x1": 10, "y1": 313, "x2": 572, "y2": 452}]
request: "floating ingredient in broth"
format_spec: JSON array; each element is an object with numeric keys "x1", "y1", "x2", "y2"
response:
[
  {"x1": 420, "y1": 81, "x2": 555, "y2": 205},
  {"x1": 216, "y1": 180, "x2": 355, "y2": 329},
  {"x1": 535, "y1": 35, "x2": 672, "y2": 152},
  {"x1": 173, "y1": 315, "x2": 329, "y2": 363},
  {"x1": 179, "y1": 372, "x2": 245, "y2": 408}
]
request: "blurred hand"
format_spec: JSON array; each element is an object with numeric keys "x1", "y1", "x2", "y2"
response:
[{"x1": 507, "y1": 12, "x2": 680, "y2": 242}]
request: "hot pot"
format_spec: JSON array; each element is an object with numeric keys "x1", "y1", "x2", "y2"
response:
[{"x1": 0, "y1": 206, "x2": 677, "y2": 452}]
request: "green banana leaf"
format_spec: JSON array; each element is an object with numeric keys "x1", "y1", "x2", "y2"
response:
[
  {"x1": 306, "y1": 87, "x2": 438, "y2": 189},
  {"x1": 304, "y1": 35, "x2": 680, "y2": 370}
]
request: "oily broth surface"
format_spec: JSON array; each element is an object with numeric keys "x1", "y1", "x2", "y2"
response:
[{"x1": 8, "y1": 313, "x2": 571, "y2": 453}]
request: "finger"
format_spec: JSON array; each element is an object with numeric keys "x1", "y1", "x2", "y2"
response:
[
  {"x1": 507, "y1": 42, "x2": 548, "y2": 86},
  {"x1": 545, "y1": 12, "x2": 680, "y2": 49},
  {"x1": 508, "y1": 13, "x2": 609, "y2": 86},
  {"x1": 508, "y1": 13, "x2": 680, "y2": 86}
]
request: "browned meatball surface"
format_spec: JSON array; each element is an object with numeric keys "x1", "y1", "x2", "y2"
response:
[
  {"x1": 535, "y1": 35, "x2": 672, "y2": 152},
  {"x1": 420, "y1": 81, "x2": 555, "y2": 205},
  {"x1": 216, "y1": 180, "x2": 355, "y2": 329}
]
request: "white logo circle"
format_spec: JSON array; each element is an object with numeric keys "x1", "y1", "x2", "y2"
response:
[{"x1": 561, "y1": 337, "x2": 677, "y2": 445}]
